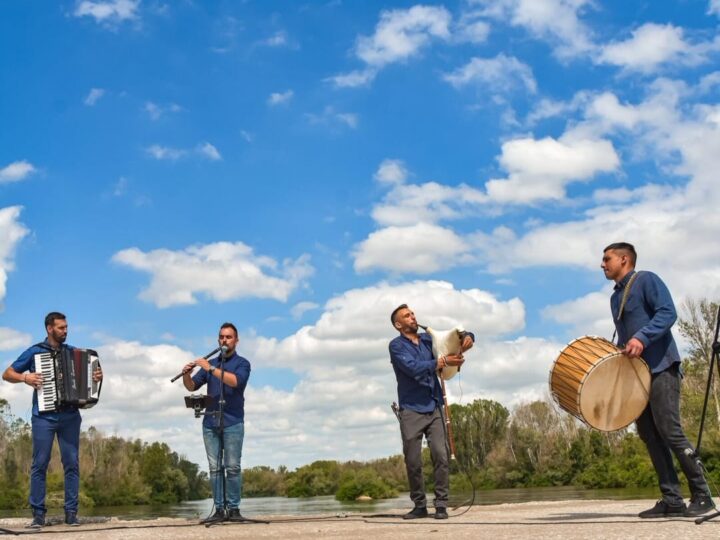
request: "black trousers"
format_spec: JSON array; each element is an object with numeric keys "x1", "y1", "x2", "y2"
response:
[{"x1": 636, "y1": 364, "x2": 710, "y2": 505}]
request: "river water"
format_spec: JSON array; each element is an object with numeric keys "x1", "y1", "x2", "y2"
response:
[{"x1": 0, "y1": 486, "x2": 659, "y2": 520}]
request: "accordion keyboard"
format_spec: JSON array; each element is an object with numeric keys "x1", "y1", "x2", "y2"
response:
[{"x1": 34, "y1": 352, "x2": 57, "y2": 412}]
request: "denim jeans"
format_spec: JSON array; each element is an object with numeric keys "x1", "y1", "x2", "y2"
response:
[
  {"x1": 399, "y1": 407, "x2": 449, "y2": 509},
  {"x1": 30, "y1": 410, "x2": 81, "y2": 514},
  {"x1": 636, "y1": 364, "x2": 710, "y2": 505},
  {"x1": 203, "y1": 422, "x2": 244, "y2": 510}
]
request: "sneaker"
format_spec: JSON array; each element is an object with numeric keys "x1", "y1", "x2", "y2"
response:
[
  {"x1": 227, "y1": 508, "x2": 244, "y2": 522},
  {"x1": 403, "y1": 506, "x2": 429, "y2": 520},
  {"x1": 638, "y1": 500, "x2": 686, "y2": 518},
  {"x1": 685, "y1": 495, "x2": 716, "y2": 517},
  {"x1": 27, "y1": 514, "x2": 45, "y2": 529},
  {"x1": 65, "y1": 511, "x2": 80, "y2": 526},
  {"x1": 200, "y1": 509, "x2": 226, "y2": 524},
  {"x1": 434, "y1": 507, "x2": 449, "y2": 520}
]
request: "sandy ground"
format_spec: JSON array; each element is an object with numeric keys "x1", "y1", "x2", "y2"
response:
[{"x1": 1, "y1": 500, "x2": 720, "y2": 539}]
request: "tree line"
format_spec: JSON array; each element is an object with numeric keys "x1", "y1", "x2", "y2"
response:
[{"x1": 1, "y1": 299, "x2": 718, "y2": 508}]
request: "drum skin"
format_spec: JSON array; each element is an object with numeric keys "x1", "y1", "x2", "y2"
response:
[{"x1": 549, "y1": 336, "x2": 651, "y2": 432}]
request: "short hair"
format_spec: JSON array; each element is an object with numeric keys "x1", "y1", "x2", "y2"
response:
[
  {"x1": 44, "y1": 312, "x2": 66, "y2": 329},
  {"x1": 220, "y1": 322, "x2": 238, "y2": 338},
  {"x1": 603, "y1": 242, "x2": 637, "y2": 266},
  {"x1": 390, "y1": 304, "x2": 408, "y2": 327}
]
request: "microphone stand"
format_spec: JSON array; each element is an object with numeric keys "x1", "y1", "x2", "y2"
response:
[
  {"x1": 694, "y1": 304, "x2": 720, "y2": 525},
  {"x1": 205, "y1": 352, "x2": 267, "y2": 527}
]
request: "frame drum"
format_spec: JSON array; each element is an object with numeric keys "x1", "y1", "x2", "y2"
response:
[{"x1": 549, "y1": 336, "x2": 651, "y2": 431}]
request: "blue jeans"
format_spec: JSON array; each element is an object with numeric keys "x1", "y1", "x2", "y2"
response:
[
  {"x1": 30, "y1": 411, "x2": 81, "y2": 514},
  {"x1": 203, "y1": 422, "x2": 244, "y2": 510},
  {"x1": 636, "y1": 364, "x2": 710, "y2": 505}
]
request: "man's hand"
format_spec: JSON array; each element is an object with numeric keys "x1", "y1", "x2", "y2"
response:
[
  {"x1": 624, "y1": 337, "x2": 645, "y2": 358},
  {"x1": 461, "y1": 335, "x2": 474, "y2": 352},
  {"x1": 194, "y1": 358, "x2": 211, "y2": 371},
  {"x1": 24, "y1": 372, "x2": 43, "y2": 389},
  {"x1": 438, "y1": 354, "x2": 465, "y2": 370},
  {"x1": 92, "y1": 367, "x2": 103, "y2": 382}
]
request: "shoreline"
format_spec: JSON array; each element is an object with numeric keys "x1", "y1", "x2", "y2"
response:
[{"x1": 1, "y1": 499, "x2": 718, "y2": 539}]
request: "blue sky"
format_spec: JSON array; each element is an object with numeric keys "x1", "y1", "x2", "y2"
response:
[{"x1": 2, "y1": 0, "x2": 720, "y2": 469}]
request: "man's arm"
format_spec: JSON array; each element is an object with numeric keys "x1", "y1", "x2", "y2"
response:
[
  {"x1": 389, "y1": 339, "x2": 437, "y2": 380},
  {"x1": 625, "y1": 273, "x2": 677, "y2": 357}
]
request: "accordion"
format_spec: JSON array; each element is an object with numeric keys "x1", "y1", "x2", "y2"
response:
[{"x1": 34, "y1": 348, "x2": 102, "y2": 412}]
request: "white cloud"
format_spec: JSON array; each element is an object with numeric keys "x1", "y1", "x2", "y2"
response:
[
  {"x1": 145, "y1": 145, "x2": 185, "y2": 160},
  {"x1": 372, "y1": 181, "x2": 488, "y2": 226},
  {"x1": 144, "y1": 101, "x2": 182, "y2": 120},
  {"x1": 83, "y1": 88, "x2": 105, "y2": 106},
  {"x1": 0, "y1": 206, "x2": 29, "y2": 304},
  {"x1": 112, "y1": 241, "x2": 314, "y2": 308},
  {"x1": 290, "y1": 301, "x2": 319, "y2": 320},
  {"x1": 599, "y1": 23, "x2": 711, "y2": 73},
  {"x1": 330, "y1": 5, "x2": 451, "y2": 87},
  {"x1": 196, "y1": 142, "x2": 222, "y2": 161},
  {"x1": 73, "y1": 0, "x2": 140, "y2": 24},
  {"x1": 0, "y1": 161, "x2": 36, "y2": 184},
  {"x1": 353, "y1": 222, "x2": 472, "y2": 274},
  {"x1": 484, "y1": 135, "x2": 620, "y2": 204},
  {"x1": 374, "y1": 159, "x2": 408, "y2": 185},
  {"x1": 542, "y1": 288, "x2": 615, "y2": 340},
  {"x1": 304, "y1": 106, "x2": 359, "y2": 129},
  {"x1": 240, "y1": 130, "x2": 254, "y2": 143},
  {"x1": 261, "y1": 31, "x2": 288, "y2": 47},
  {"x1": 473, "y1": 0, "x2": 595, "y2": 59},
  {"x1": 267, "y1": 90, "x2": 294, "y2": 106},
  {"x1": 326, "y1": 69, "x2": 377, "y2": 89},
  {"x1": 0, "y1": 327, "x2": 32, "y2": 351},
  {"x1": 711, "y1": 0, "x2": 720, "y2": 16},
  {"x1": 444, "y1": 53, "x2": 537, "y2": 94}
]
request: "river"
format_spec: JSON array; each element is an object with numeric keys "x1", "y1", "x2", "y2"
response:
[{"x1": 0, "y1": 486, "x2": 659, "y2": 520}]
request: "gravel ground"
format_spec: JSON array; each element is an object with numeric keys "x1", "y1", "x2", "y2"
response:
[{"x1": 2, "y1": 500, "x2": 719, "y2": 539}]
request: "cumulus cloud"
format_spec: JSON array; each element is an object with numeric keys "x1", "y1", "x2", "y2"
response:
[
  {"x1": 353, "y1": 222, "x2": 472, "y2": 274},
  {"x1": 599, "y1": 23, "x2": 715, "y2": 73},
  {"x1": 0, "y1": 206, "x2": 29, "y2": 304},
  {"x1": 711, "y1": 0, "x2": 720, "y2": 16},
  {"x1": 73, "y1": 0, "x2": 140, "y2": 24},
  {"x1": 112, "y1": 241, "x2": 314, "y2": 308},
  {"x1": 291, "y1": 301, "x2": 319, "y2": 320},
  {"x1": 83, "y1": 88, "x2": 105, "y2": 106},
  {"x1": 484, "y1": 135, "x2": 620, "y2": 203},
  {"x1": 372, "y1": 181, "x2": 488, "y2": 226},
  {"x1": 444, "y1": 53, "x2": 537, "y2": 94},
  {"x1": 330, "y1": 5, "x2": 451, "y2": 87},
  {"x1": 0, "y1": 161, "x2": 36, "y2": 184},
  {"x1": 473, "y1": 0, "x2": 595, "y2": 59},
  {"x1": 267, "y1": 90, "x2": 294, "y2": 106},
  {"x1": 145, "y1": 142, "x2": 221, "y2": 161},
  {"x1": 374, "y1": 159, "x2": 408, "y2": 185},
  {"x1": 0, "y1": 327, "x2": 32, "y2": 351}
]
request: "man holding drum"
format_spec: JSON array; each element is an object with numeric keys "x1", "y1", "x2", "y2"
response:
[
  {"x1": 389, "y1": 304, "x2": 474, "y2": 520},
  {"x1": 602, "y1": 242, "x2": 714, "y2": 518}
]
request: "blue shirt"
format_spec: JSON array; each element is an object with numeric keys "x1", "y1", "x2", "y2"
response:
[
  {"x1": 11, "y1": 339, "x2": 78, "y2": 418},
  {"x1": 192, "y1": 352, "x2": 251, "y2": 429},
  {"x1": 389, "y1": 331, "x2": 474, "y2": 413},
  {"x1": 611, "y1": 270, "x2": 681, "y2": 374}
]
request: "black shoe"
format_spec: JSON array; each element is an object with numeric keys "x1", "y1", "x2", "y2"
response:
[
  {"x1": 434, "y1": 507, "x2": 448, "y2": 519},
  {"x1": 200, "y1": 509, "x2": 226, "y2": 524},
  {"x1": 227, "y1": 508, "x2": 244, "y2": 522},
  {"x1": 403, "y1": 507, "x2": 429, "y2": 520},
  {"x1": 27, "y1": 514, "x2": 45, "y2": 529},
  {"x1": 685, "y1": 495, "x2": 716, "y2": 517},
  {"x1": 638, "y1": 500, "x2": 687, "y2": 518},
  {"x1": 65, "y1": 511, "x2": 80, "y2": 526}
]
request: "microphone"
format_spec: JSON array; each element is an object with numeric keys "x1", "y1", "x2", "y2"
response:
[{"x1": 169, "y1": 346, "x2": 223, "y2": 383}]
